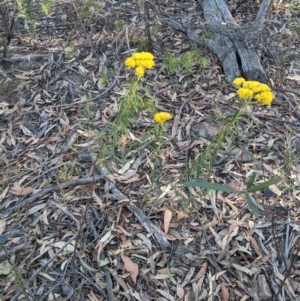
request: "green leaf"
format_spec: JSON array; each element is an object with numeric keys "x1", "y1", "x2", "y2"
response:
[
  {"x1": 246, "y1": 173, "x2": 256, "y2": 189},
  {"x1": 167, "y1": 267, "x2": 177, "y2": 285},
  {"x1": 247, "y1": 177, "x2": 282, "y2": 193},
  {"x1": 232, "y1": 263, "x2": 252, "y2": 276},
  {"x1": 246, "y1": 194, "x2": 258, "y2": 216},
  {"x1": 185, "y1": 181, "x2": 240, "y2": 193}
]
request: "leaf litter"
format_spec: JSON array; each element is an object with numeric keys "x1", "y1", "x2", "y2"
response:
[{"x1": 0, "y1": 0, "x2": 300, "y2": 300}]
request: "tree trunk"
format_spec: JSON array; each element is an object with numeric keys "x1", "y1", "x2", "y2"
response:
[
  {"x1": 202, "y1": 0, "x2": 271, "y2": 83},
  {"x1": 159, "y1": 0, "x2": 273, "y2": 83}
]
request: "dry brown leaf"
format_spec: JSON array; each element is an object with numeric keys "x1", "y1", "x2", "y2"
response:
[
  {"x1": 211, "y1": 270, "x2": 227, "y2": 281},
  {"x1": 164, "y1": 232, "x2": 184, "y2": 240},
  {"x1": 221, "y1": 223, "x2": 239, "y2": 250},
  {"x1": 121, "y1": 254, "x2": 139, "y2": 284},
  {"x1": 290, "y1": 279, "x2": 300, "y2": 292},
  {"x1": 275, "y1": 272, "x2": 296, "y2": 297},
  {"x1": 87, "y1": 290, "x2": 103, "y2": 301},
  {"x1": 171, "y1": 115, "x2": 180, "y2": 138},
  {"x1": 117, "y1": 225, "x2": 132, "y2": 237},
  {"x1": 192, "y1": 282, "x2": 199, "y2": 301},
  {"x1": 15, "y1": 74, "x2": 31, "y2": 80},
  {"x1": 158, "y1": 267, "x2": 183, "y2": 275},
  {"x1": 164, "y1": 209, "x2": 172, "y2": 234},
  {"x1": 244, "y1": 230, "x2": 263, "y2": 256},
  {"x1": 181, "y1": 267, "x2": 195, "y2": 287},
  {"x1": 10, "y1": 182, "x2": 35, "y2": 196},
  {"x1": 157, "y1": 289, "x2": 175, "y2": 301},
  {"x1": 0, "y1": 102, "x2": 9, "y2": 115},
  {"x1": 0, "y1": 220, "x2": 6, "y2": 235},
  {"x1": 177, "y1": 211, "x2": 187, "y2": 220},
  {"x1": 177, "y1": 284, "x2": 185, "y2": 298},
  {"x1": 209, "y1": 190, "x2": 220, "y2": 219},
  {"x1": 136, "y1": 233, "x2": 152, "y2": 250},
  {"x1": 119, "y1": 169, "x2": 136, "y2": 180},
  {"x1": 191, "y1": 261, "x2": 208, "y2": 283},
  {"x1": 0, "y1": 186, "x2": 9, "y2": 202},
  {"x1": 220, "y1": 282, "x2": 229, "y2": 301},
  {"x1": 209, "y1": 227, "x2": 222, "y2": 249},
  {"x1": 20, "y1": 125, "x2": 34, "y2": 136},
  {"x1": 162, "y1": 163, "x2": 185, "y2": 170},
  {"x1": 184, "y1": 290, "x2": 191, "y2": 301},
  {"x1": 286, "y1": 75, "x2": 300, "y2": 82},
  {"x1": 27, "y1": 204, "x2": 47, "y2": 216},
  {"x1": 122, "y1": 173, "x2": 146, "y2": 183},
  {"x1": 153, "y1": 273, "x2": 169, "y2": 279},
  {"x1": 92, "y1": 190, "x2": 103, "y2": 209},
  {"x1": 251, "y1": 253, "x2": 273, "y2": 265}
]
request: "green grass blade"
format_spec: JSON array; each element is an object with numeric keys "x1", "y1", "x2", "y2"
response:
[
  {"x1": 246, "y1": 173, "x2": 256, "y2": 189},
  {"x1": 246, "y1": 193, "x2": 258, "y2": 216},
  {"x1": 247, "y1": 177, "x2": 282, "y2": 193},
  {"x1": 185, "y1": 181, "x2": 240, "y2": 193}
]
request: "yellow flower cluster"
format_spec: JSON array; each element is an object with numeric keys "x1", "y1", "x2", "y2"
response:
[
  {"x1": 125, "y1": 52, "x2": 155, "y2": 77},
  {"x1": 154, "y1": 112, "x2": 173, "y2": 125},
  {"x1": 232, "y1": 77, "x2": 274, "y2": 106}
]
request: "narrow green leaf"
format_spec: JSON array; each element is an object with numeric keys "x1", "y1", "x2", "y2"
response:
[
  {"x1": 246, "y1": 173, "x2": 256, "y2": 189},
  {"x1": 246, "y1": 194, "x2": 258, "y2": 216},
  {"x1": 167, "y1": 267, "x2": 177, "y2": 285},
  {"x1": 185, "y1": 181, "x2": 240, "y2": 193},
  {"x1": 232, "y1": 263, "x2": 252, "y2": 276},
  {"x1": 247, "y1": 177, "x2": 282, "y2": 193}
]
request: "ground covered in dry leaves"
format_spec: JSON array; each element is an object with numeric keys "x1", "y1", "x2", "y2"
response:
[{"x1": 1, "y1": 0, "x2": 300, "y2": 300}]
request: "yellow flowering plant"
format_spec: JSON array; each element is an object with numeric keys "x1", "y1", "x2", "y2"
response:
[
  {"x1": 154, "y1": 112, "x2": 173, "y2": 125},
  {"x1": 237, "y1": 88, "x2": 254, "y2": 100},
  {"x1": 116, "y1": 51, "x2": 156, "y2": 130},
  {"x1": 232, "y1": 77, "x2": 274, "y2": 106},
  {"x1": 125, "y1": 51, "x2": 155, "y2": 77},
  {"x1": 232, "y1": 77, "x2": 245, "y2": 87},
  {"x1": 185, "y1": 77, "x2": 279, "y2": 216},
  {"x1": 153, "y1": 112, "x2": 173, "y2": 158}
]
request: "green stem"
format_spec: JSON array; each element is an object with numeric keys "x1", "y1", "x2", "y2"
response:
[
  {"x1": 116, "y1": 77, "x2": 140, "y2": 129},
  {"x1": 194, "y1": 100, "x2": 250, "y2": 176},
  {"x1": 155, "y1": 125, "x2": 164, "y2": 158}
]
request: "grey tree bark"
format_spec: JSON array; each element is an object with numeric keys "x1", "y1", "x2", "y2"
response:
[{"x1": 159, "y1": 0, "x2": 273, "y2": 83}]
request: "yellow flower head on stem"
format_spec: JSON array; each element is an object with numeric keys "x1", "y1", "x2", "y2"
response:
[
  {"x1": 125, "y1": 52, "x2": 155, "y2": 77},
  {"x1": 237, "y1": 88, "x2": 254, "y2": 100},
  {"x1": 254, "y1": 92, "x2": 274, "y2": 105},
  {"x1": 154, "y1": 112, "x2": 173, "y2": 125},
  {"x1": 233, "y1": 78, "x2": 273, "y2": 105},
  {"x1": 135, "y1": 66, "x2": 145, "y2": 77},
  {"x1": 125, "y1": 57, "x2": 136, "y2": 68},
  {"x1": 232, "y1": 77, "x2": 246, "y2": 87}
]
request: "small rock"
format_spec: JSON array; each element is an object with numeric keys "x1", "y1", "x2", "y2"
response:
[{"x1": 191, "y1": 119, "x2": 219, "y2": 141}]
